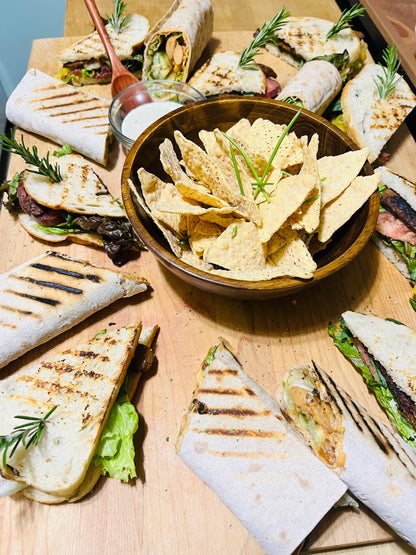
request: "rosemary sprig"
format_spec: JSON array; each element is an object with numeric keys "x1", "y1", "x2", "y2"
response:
[
  {"x1": 374, "y1": 45, "x2": 402, "y2": 100},
  {"x1": 107, "y1": 0, "x2": 130, "y2": 33},
  {"x1": 222, "y1": 108, "x2": 302, "y2": 203},
  {"x1": 0, "y1": 132, "x2": 62, "y2": 182},
  {"x1": 239, "y1": 7, "x2": 291, "y2": 69},
  {"x1": 326, "y1": 3, "x2": 365, "y2": 40},
  {"x1": 0, "y1": 406, "x2": 57, "y2": 467}
]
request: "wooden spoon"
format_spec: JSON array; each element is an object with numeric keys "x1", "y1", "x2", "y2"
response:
[{"x1": 83, "y1": 0, "x2": 152, "y2": 107}]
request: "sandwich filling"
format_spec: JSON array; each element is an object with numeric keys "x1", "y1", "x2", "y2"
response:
[
  {"x1": 373, "y1": 170, "x2": 416, "y2": 280},
  {"x1": 3, "y1": 154, "x2": 142, "y2": 266},
  {"x1": 329, "y1": 317, "x2": 416, "y2": 450},
  {"x1": 281, "y1": 365, "x2": 346, "y2": 468},
  {"x1": 145, "y1": 32, "x2": 188, "y2": 81}
]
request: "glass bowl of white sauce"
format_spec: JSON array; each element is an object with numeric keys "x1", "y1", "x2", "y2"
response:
[{"x1": 109, "y1": 80, "x2": 205, "y2": 150}]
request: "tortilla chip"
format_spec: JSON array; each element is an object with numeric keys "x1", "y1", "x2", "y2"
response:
[
  {"x1": 137, "y1": 169, "x2": 188, "y2": 235},
  {"x1": 129, "y1": 178, "x2": 184, "y2": 257},
  {"x1": 318, "y1": 173, "x2": 380, "y2": 243},
  {"x1": 319, "y1": 148, "x2": 369, "y2": 206},
  {"x1": 258, "y1": 173, "x2": 315, "y2": 243},
  {"x1": 203, "y1": 222, "x2": 267, "y2": 271},
  {"x1": 268, "y1": 227, "x2": 317, "y2": 279},
  {"x1": 288, "y1": 134, "x2": 321, "y2": 233}
]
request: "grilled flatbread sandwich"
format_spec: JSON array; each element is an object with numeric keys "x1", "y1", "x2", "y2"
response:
[
  {"x1": 0, "y1": 322, "x2": 158, "y2": 503},
  {"x1": 57, "y1": 14, "x2": 150, "y2": 86},
  {"x1": 1, "y1": 149, "x2": 141, "y2": 266},
  {"x1": 143, "y1": 0, "x2": 213, "y2": 83},
  {"x1": 188, "y1": 51, "x2": 267, "y2": 97},
  {"x1": 372, "y1": 166, "x2": 416, "y2": 280},
  {"x1": 329, "y1": 310, "x2": 416, "y2": 450},
  {"x1": 340, "y1": 61, "x2": 416, "y2": 163},
  {"x1": 264, "y1": 15, "x2": 367, "y2": 81},
  {"x1": 176, "y1": 341, "x2": 347, "y2": 555},
  {"x1": 0, "y1": 251, "x2": 148, "y2": 370},
  {"x1": 281, "y1": 362, "x2": 416, "y2": 547},
  {"x1": 5, "y1": 69, "x2": 112, "y2": 166}
]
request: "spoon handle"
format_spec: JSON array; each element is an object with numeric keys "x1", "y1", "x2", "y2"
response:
[{"x1": 83, "y1": 0, "x2": 124, "y2": 72}]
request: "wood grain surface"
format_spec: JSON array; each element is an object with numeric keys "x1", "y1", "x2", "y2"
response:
[{"x1": 1, "y1": 21, "x2": 416, "y2": 555}]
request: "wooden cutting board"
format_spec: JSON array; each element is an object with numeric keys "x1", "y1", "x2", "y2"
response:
[{"x1": 0, "y1": 34, "x2": 415, "y2": 554}]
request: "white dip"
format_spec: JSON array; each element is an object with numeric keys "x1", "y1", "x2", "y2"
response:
[{"x1": 121, "y1": 101, "x2": 182, "y2": 140}]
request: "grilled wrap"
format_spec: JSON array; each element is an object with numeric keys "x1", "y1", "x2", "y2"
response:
[
  {"x1": 277, "y1": 60, "x2": 342, "y2": 115},
  {"x1": 143, "y1": 0, "x2": 213, "y2": 82},
  {"x1": 281, "y1": 362, "x2": 416, "y2": 547},
  {"x1": 176, "y1": 341, "x2": 346, "y2": 555},
  {"x1": 329, "y1": 310, "x2": 416, "y2": 449},
  {"x1": 372, "y1": 167, "x2": 416, "y2": 280},
  {"x1": 0, "y1": 251, "x2": 148, "y2": 370},
  {"x1": 5, "y1": 69, "x2": 112, "y2": 166},
  {"x1": 0, "y1": 323, "x2": 158, "y2": 503},
  {"x1": 4, "y1": 153, "x2": 141, "y2": 265},
  {"x1": 57, "y1": 14, "x2": 150, "y2": 86}
]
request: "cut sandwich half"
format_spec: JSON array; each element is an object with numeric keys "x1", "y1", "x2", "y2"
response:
[
  {"x1": 264, "y1": 16, "x2": 367, "y2": 81},
  {"x1": 57, "y1": 14, "x2": 150, "y2": 86},
  {"x1": 188, "y1": 51, "x2": 267, "y2": 97},
  {"x1": 2, "y1": 151, "x2": 142, "y2": 266},
  {"x1": 280, "y1": 362, "x2": 416, "y2": 548},
  {"x1": 176, "y1": 341, "x2": 346, "y2": 555},
  {"x1": 0, "y1": 251, "x2": 149, "y2": 370},
  {"x1": 341, "y1": 63, "x2": 416, "y2": 163},
  {"x1": 328, "y1": 310, "x2": 416, "y2": 450},
  {"x1": 0, "y1": 322, "x2": 158, "y2": 503},
  {"x1": 372, "y1": 166, "x2": 416, "y2": 280}
]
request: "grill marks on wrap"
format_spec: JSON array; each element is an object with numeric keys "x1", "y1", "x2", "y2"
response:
[
  {"x1": 190, "y1": 364, "x2": 285, "y2": 450},
  {"x1": 312, "y1": 363, "x2": 416, "y2": 474},
  {"x1": 32, "y1": 84, "x2": 109, "y2": 130},
  {"x1": 0, "y1": 252, "x2": 103, "y2": 325}
]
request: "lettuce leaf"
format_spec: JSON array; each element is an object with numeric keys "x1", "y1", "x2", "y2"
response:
[
  {"x1": 328, "y1": 319, "x2": 416, "y2": 450},
  {"x1": 92, "y1": 378, "x2": 139, "y2": 482}
]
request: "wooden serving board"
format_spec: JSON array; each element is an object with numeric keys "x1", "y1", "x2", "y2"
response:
[{"x1": 0, "y1": 34, "x2": 415, "y2": 554}]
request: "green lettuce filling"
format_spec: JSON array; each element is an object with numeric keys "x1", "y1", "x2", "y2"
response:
[
  {"x1": 92, "y1": 378, "x2": 139, "y2": 482},
  {"x1": 328, "y1": 319, "x2": 416, "y2": 449}
]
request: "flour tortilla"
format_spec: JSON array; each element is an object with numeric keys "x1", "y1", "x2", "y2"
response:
[
  {"x1": 0, "y1": 251, "x2": 148, "y2": 370},
  {"x1": 22, "y1": 154, "x2": 125, "y2": 217},
  {"x1": 58, "y1": 14, "x2": 149, "y2": 66},
  {"x1": 281, "y1": 363, "x2": 416, "y2": 547},
  {"x1": 277, "y1": 60, "x2": 342, "y2": 115},
  {"x1": 5, "y1": 68, "x2": 112, "y2": 166},
  {"x1": 265, "y1": 16, "x2": 365, "y2": 81},
  {"x1": 143, "y1": 0, "x2": 213, "y2": 82},
  {"x1": 0, "y1": 324, "x2": 141, "y2": 499},
  {"x1": 188, "y1": 51, "x2": 266, "y2": 96},
  {"x1": 176, "y1": 341, "x2": 346, "y2": 555},
  {"x1": 21, "y1": 324, "x2": 159, "y2": 504}
]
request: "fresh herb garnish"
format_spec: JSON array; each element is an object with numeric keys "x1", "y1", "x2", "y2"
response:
[
  {"x1": 239, "y1": 7, "x2": 290, "y2": 69},
  {"x1": 326, "y1": 3, "x2": 365, "y2": 40},
  {"x1": 0, "y1": 406, "x2": 57, "y2": 467},
  {"x1": 374, "y1": 45, "x2": 402, "y2": 100},
  {"x1": 231, "y1": 224, "x2": 238, "y2": 238},
  {"x1": 0, "y1": 132, "x2": 62, "y2": 182},
  {"x1": 222, "y1": 108, "x2": 302, "y2": 203},
  {"x1": 107, "y1": 0, "x2": 130, "y2": 33}
]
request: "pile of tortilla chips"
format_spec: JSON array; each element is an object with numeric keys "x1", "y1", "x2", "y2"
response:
[{"x1": 130, "y1": 117, "x2": 380, "y2": 281}]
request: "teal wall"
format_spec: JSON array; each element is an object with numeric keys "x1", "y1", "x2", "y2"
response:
[{"x1": 0, "y1": 1, "x2": 66, "y2": 96}]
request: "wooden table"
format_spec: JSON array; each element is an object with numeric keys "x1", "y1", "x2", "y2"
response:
[{"x1": 1, "y1": 1, "x2": 416, "y2": 554}]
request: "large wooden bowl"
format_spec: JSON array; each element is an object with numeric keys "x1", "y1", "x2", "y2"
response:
[{"x1": 122, "y1": 97, "x2": 379, "y2": 300}]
